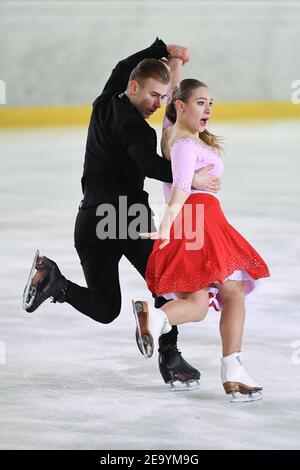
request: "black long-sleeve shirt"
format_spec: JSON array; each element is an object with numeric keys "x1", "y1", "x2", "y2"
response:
[{"x1": 80, "y1": 38, "x2": 173, "y2": 208}]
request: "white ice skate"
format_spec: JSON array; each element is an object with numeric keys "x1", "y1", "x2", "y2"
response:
[
  {"x1": 132, "y1": 300, "x2": 171, "y2": 359},
  {"x1": 221, "y1": 352, "x2": 263, "y2": 403}
]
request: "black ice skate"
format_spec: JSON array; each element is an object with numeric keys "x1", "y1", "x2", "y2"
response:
[
  {"x1": 23, "y1": 250, "x2": 68, "y2": 313},
  {"x1": 159, "y1": 343, "x2": 201, "y2": 392}
]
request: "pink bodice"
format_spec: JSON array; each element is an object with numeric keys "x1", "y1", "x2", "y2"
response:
[{"x1": 163, "y1": 137, "x2": 224, "y2": 201}]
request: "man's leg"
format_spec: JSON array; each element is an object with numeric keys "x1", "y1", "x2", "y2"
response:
[
  {"x1": 68, "y1": 206, "x2": 123, "y2": 323},
  {"x1": 23, "y1": 207, "x2": 123, "y2": 324},
  {"x1": 67, "y1": 242, "x2": 122, "y2": 324}
]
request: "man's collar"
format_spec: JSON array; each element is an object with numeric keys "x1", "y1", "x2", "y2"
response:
[{"x1": 118, "y1": 92, "x2": 136, "y2": 112}]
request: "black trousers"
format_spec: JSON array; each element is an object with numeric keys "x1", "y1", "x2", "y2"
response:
[{"x1": 66, "y1": 205, "x2": 173, "y2": 328}]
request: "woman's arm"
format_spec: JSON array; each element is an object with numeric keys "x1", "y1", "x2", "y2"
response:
[
  {"x1": 140, "y1": 185, "x2": 189, "y2": 249},
  {"x1": 141, "y1": 138, "x2": 198, "y2": 248},
  {"x1": 169, "y1": 57, "x2": 183, "y2": 90},
  {"x1": 158, "y1": 186, "x2": 189, "y2": 241},
  {"x1": 162, "y1": 58, "x2": 183, "y2": 132}
]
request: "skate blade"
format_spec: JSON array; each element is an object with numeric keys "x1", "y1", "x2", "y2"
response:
[
  {"x1": 132, "y1": 300, "x2": 153, "y2": 359},
  {"x1": 23, "y1": 249, "x2": 40, "y2": 311},
  {"x1": 169, "y1": 380, "x2": 200, "y2": 392},
  {"x1": 229, "y1": 391, "x2": 263, "y2": 403}
]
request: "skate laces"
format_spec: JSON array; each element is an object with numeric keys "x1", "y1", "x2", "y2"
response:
[
  {"x1": 159, "y1": 343, "x2": 182, "y2": 355},
  {"x1": 50, "y1": 278, "x2": 68, "y2": 303},
  {"x1": 36, "y1": 256, "x2": 48, "y2": 269},
  {"x1": 208, "y1": 287, "x2": 220, "y2": 311},
  {"x1": 236, "y1": 355, "x2": 242, "y2": 366}
]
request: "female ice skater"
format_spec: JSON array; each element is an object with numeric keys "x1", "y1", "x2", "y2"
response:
[{"x1": 132, "y1": 59, "x2": 270, "y2": 402}]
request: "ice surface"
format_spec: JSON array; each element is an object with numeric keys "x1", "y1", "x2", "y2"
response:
[{"x1": 0, "y1": 122, "x2": 299, "y2": 450}]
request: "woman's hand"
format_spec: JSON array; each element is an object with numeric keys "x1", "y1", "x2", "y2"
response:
[{"x1": 140, "y1": 231, "x2": 170, "y2": 250}]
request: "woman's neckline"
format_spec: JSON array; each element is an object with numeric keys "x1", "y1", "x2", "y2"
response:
[{"x1": 169, "y1": 133, "x2": 215, "y2": 153}]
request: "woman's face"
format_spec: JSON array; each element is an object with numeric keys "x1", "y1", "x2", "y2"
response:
[{"x1": 178, "y1": 86, "x2": 213, "y2": 133}]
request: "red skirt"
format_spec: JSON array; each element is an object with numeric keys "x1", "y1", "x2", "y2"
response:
[{"x1": 146, "y1": 193, "x2": 270, "y2": 296}]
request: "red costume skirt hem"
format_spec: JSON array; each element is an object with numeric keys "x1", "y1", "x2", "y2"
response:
[{"x1": 145, "y1": 194, "x2": 270, "y2": 296}]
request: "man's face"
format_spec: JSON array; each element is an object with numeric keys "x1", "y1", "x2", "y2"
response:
[{"x1": 131, "y1": 78, "x2": 169, "y2": 119}]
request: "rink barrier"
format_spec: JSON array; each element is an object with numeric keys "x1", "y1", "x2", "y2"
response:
[{"x1": 0, "y1": 102, "x2": 299, "y2": 127}]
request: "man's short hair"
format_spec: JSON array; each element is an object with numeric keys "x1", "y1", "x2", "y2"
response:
[{"x1": 129, "y1": 59, "x2": 170, "y2": 86}]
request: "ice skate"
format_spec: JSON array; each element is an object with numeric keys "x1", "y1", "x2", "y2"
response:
[
  {"x1": 159, "y1": 343, "x2": 201, "y2": 392},
  {"x1": 221, "y1": 352, "x2": 263, "y2": 403},
  {"x1": 23, "y1": 250, "x2": 68, "y2": 313},
  {"x1": 132, "y1": 300, "x2": 171, "y2": 359}
]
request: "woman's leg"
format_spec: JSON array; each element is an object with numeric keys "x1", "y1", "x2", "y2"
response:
[
  {"x1": 217, "y1": 280, "x2": 246, "y2": 357},
  {"x1": 217, "y1": 281, "x2": 263, "y2": 400},
  {"x1": 133, "y1": 288, "x2": 208, "y2": 360},
  {"x1": 160, "y1": 288, "x2": 209, "y2": 325}
]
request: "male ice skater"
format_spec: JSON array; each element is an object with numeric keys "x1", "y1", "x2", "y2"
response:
[{"x1": 23, "y1": 38, "x2": 220, "y2": 389}]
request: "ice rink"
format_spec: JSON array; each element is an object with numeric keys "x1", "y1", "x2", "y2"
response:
[{"x1": 0, "y1": 121, "x2": 300, "y2": 450}]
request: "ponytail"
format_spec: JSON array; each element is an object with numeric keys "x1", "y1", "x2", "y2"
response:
[{"x1": 165, "y1": 85, "x2": 179, "y2": 124}]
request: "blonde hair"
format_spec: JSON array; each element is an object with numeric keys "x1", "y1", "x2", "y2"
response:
[
  {"x1": 129, "y1": 59, "x2": 170, "y2": 86},
  {"x1": 166, "y1": 79, "x2": 223, "y2": 153}
]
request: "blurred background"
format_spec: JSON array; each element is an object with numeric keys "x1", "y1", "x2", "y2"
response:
[
  {"x1": 1, "y1": 0, "x2": 300, "y2": 116},
  {"x1": 0, "y1": 0, "x2": 300, "y2": 451}
]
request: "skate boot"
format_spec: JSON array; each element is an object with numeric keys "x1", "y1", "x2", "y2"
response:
[
  {"x1": 23, "y1": 250, "x2": 68, "y2": 313},
  {"x1": 221, "y1": 352, "x2": 263, "y2": 403},
  {"x1": 132, "y1": 300, "x2": 171, "y2": 359},
  {"x1": 159, "y1": 336, "x2": 201, "y2": 392}
]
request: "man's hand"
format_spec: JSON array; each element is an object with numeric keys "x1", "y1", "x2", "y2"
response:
[
  {"x1": 192, "y1": 165, "x2": 221, "y2": 193},
  {"x1": 166, "y1": 44, "x2": 190, "y2": 65}
]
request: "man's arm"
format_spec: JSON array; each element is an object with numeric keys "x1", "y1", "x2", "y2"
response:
[
  {"x1": 101, "y1": 39, "x2": 190, "y2": 98},
  {"x1": 119, "y1": 117, "x2": 221, "y2": 189},
  {"x1": 119, "y1": 117, "x2": 173, "y2": 183},
  {"x1": 102, "y1": 38, "x2": 169, "y2": 97}
]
